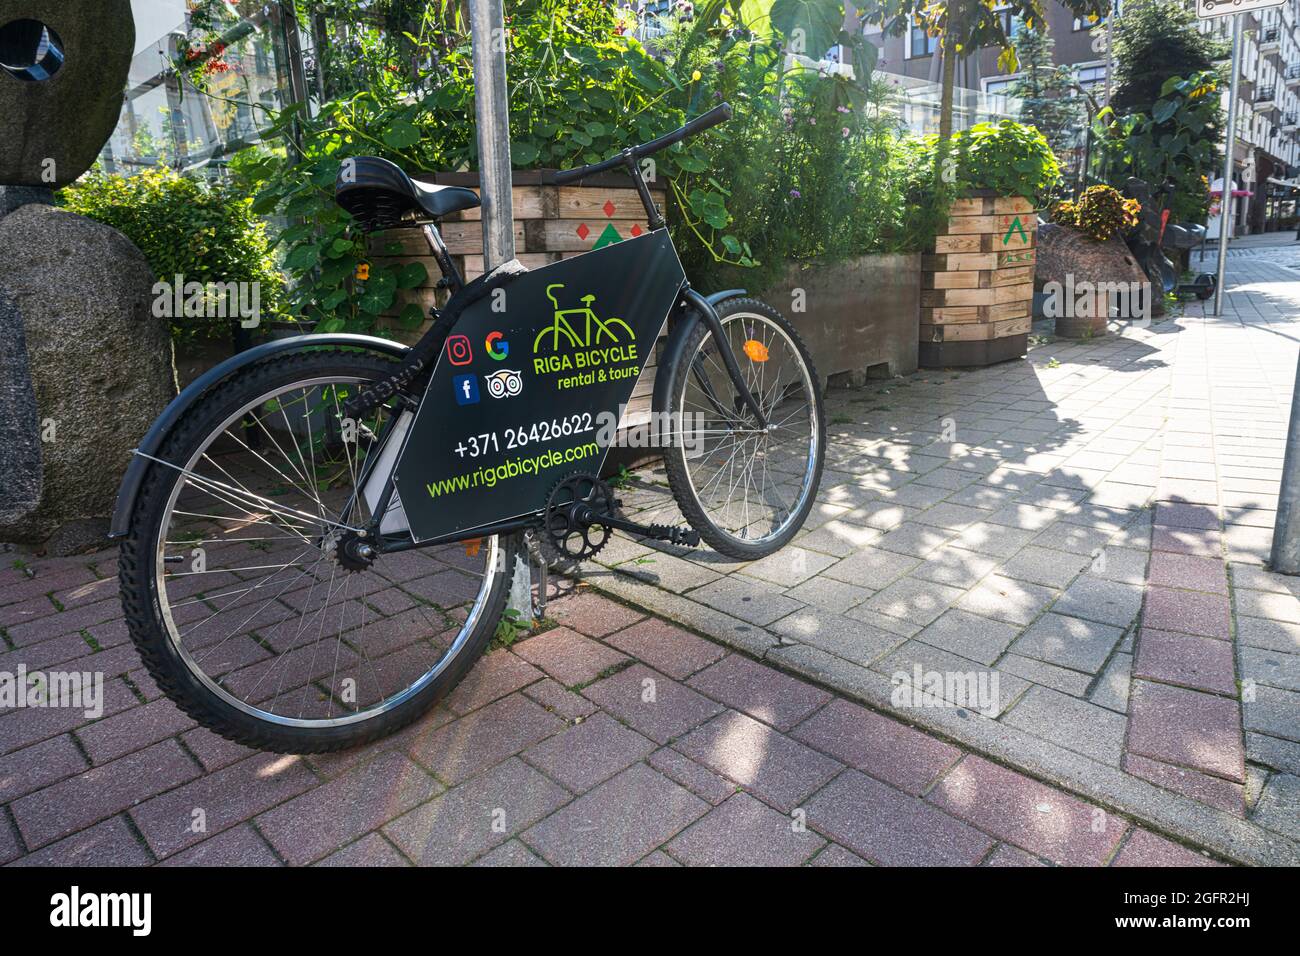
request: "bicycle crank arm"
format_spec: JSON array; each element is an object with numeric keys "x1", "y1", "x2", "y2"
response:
[{"x1": 574, "y1": 506, "x2": 701, "y2": 547}]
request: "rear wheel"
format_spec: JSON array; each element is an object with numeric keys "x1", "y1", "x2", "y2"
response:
[
  {"x1": 118, "y1": 349, "x2": 514, "y2": 753},
  {"x1": 661, "y1": 297, "x2": 825, "y2": 560}
]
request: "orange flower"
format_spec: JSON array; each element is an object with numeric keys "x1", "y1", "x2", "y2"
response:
[{"x1": 355, "y1": 263, "x2": 370, "y2": 281}]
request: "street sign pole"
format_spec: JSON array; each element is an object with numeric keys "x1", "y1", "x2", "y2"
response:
[
  {"x1": 1213, "y1": 12, "x2": 1242, "y2": 317},
  {"x1": 468, "y1": 0, "x2": 535, "y2": 616}
]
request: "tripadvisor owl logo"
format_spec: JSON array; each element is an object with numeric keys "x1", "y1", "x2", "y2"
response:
[{"x1": 533, "y1": 283, "x2": 639, "y2": 379}]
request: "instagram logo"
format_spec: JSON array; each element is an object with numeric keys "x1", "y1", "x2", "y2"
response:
[{"x1": 446, "y1": 334, "x2": 473, "y2": 366}]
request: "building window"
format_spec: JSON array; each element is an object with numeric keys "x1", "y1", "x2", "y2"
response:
[
  {"x1": 1075, "y1": 64, "x2": 1108, "y2": 90},
  {"x1": 909, "y1": 24, "x2": 937, "y2": 58},
  {"x1": 984, "y1": 75, "x2": 1019, "y2": 95}
]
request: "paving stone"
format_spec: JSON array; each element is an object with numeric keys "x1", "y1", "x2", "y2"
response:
[
  {"x1": 873, "y1": 640, "x2": 1027, "y2": 718},
  {"x1": 688, "y1": 576, "x2": 805, "y2": 627},
  {"x1": 443, "y1": 649, "x2": 543, "y2": 715},
  {"x1": 928, "y1": 756, "x2": 1126, "y2": 866},
  {"x1": 1246, "y1": 731, "x2": 1300, "y2": 776},
  {"x1": 686, "y1": 654, "x2": 831, "y2": 731},
  {"x1": 161, "y1": 824, "x2": 282, "y2": 867},
  {"x1": 1031, "y1": 522, "x2": 1113, "y2": 557},
  {"x1": 861, "y1": 576, "x2": 966, "y2": 627},
  {"x1": 7, "y1": 815, "x2": 153, "y2": 868},
  {"x1": 1133, "y1": 628, "x2": 1237, "y2": 696},
  {"x1": 1002, "y1": 686, "x2": 1127, "y2": 766},
  {"x1": 619, "y1": 550, "x2": 723, "y2": 592},
  {"x1": 1011, "y1": 613, "x2": 1124, "y2": 674},
  {"x1": 1154, "y1": 502, "x2": 1221, "y2": 531},
  {"x1": 983, "y1": 844, "x2": 1046, "y2": 866},
  {"x1": 1249, "y1": 772, "x2": 1300, "y2": 840},
  {"x1": 522, "y1": 712, "x2": 655, "y2": 792},
  {"x1": 257, "y1": 751, "x2": 440, "y2": 865},
  {"x1": 807, "y1": 843, "x2": 873, "y2": 866},
  {"x1": 1050, "y1": 577, "x2": 1143, "y2": 628},
  {"x1": 384, "y1": 757, "x2": 570, "y2": 866},
  {"x1": 823, "y1": 548, "x2": 921, "y2": 588},
  {"x1": 581, "y1": 663, "x2": 724, "y2": 745},
  {"x1": 1086, "y1": 546, "x2": 1149, "y2": 585},
  {"x1": 1112, "y1": 828, "x2": 1225, "y2": 866},
  {"x1": 74, "y1": 698, "x2": 196, "y2": 765},
  {"x1": 1147, "y1": 552, "x2": 1228, "y2": 595},
  {"x1": 914, "y1": 609, "x2": 1021, "y2": 667},
  {"x1": 951, "y1": 522, "x2": 1039, "y2": 559},
  {"x1": 914, "y1": 502, "x2": 989, "y2": 531},
  {"x1": 11, "y1": 738, "x2": 201, "y2": 850},
  {"x1": 603, "y1": 617, "x2": 726, "y2": 680},
  {"x1": 128, "y1": 748, "x2": 317, "y2": 858},
  {"x1": 1152, "y1": 526, "x2": 1222, "y2": 557},
  {"x1": 1236, "y1": 616, "x2": 1300, "y2": 653},
  {"x1": 521, "y1": 677, "x2": 599, "y2": 722},
  {"x1": 843, "y1": 499, "x2": 923, "y2": 532},
  {"x1": 472, "y1": 839, "x2": 548, "y2": 867},
  {"x1": 521, "y1": 763, "x2": 707, "y2": 866},
  {"x1": 783, "y1": 575, "x2": 874, "y2": 614},
  {"x1": 675, "y1": 711, "x2": 843, "y2": 812},
  {"x1": 740, "y1": 546, "x2": 839, "y2": 586},
  {"x1": 1122, "y1": 754, "x2": 1245, "y2": 816},
  {"x1": 408, "y1": 693, "x2": 566, "y2": 784},
  {"x1": 999, "y1": 654, "x2": 1094, "y2": 697},
  {"x1": 796, "y1": 521, "x2": 887, "y2": 560},
  {"x1": 513, "y1": 627, "x2": 630, "y2": 688},
  {"x1": 539, "y1": 591, "x2": 645, "y2": 638},
  {"x1": 790, "y1": 698, "x2": 960, "y2": 795},
  {"x1": 1243, "y1": 685, "x2": 1300, "y2": 743},
  {"x1": 955, "y1": 575, "x2": 1057, "y2": 625},
  {"x1": 1127, "y1": 680, "x2": 1245, "y2": 783},
  {"x1": 805, "y1": 768, "x2": 992, "y2": 866},
  {"x1": 666, "y1": 792, "x2": 825, "y2": 866},
  {"x1": 1000, "y1": 546, "x2": 1091, "y2": 589},
  {"x1": 315, "y1": 832, "x2": 411, "y2": 867},
  {"x1": 0, "y1": 733, "x2": 88, "y2": 804},
  {"x1": 647, "y1": 746, "x2": 737, "y2": 805},
  {"x1": 1236, "y1": 587, "x2": 1300, "y2": 624},
  {"x1": 873, "y1": 521, "x2": 957, "y2": 558},
  {"x1": 909, "y1": 547, "x2": 999, "y2": 589},
  {"x1": 1090, "y1": 651, "x2": 1133, "y2": 713},
  {"x1": 772, "y1": 609, "x2": 904, "y2": 666}
]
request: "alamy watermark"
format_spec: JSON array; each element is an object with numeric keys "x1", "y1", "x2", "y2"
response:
[
  {"x1": 152, "y1": 274, "x2": 261, "y2": 328},
  {"x1": 891, "y1": 664, "x2": 1000, "y2": 717},
  {"x1": 0, "y1": 666, "x2": 103, "y2": 718},
  {"x1": 1041, "y1": 274, "x2": 1151, "y2": 326}
]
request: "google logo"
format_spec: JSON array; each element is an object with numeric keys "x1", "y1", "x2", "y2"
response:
[{"x1": 485, "y1": 331, "x2": 509, "y2": 361}]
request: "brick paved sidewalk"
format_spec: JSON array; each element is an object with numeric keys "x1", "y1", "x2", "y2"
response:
[
  {"x1": 0, "y1": 555, "x2": 1220, "y2": 867},
  {"x1": 586, "y1": 247, "x2": 1300, "y2": 864}
]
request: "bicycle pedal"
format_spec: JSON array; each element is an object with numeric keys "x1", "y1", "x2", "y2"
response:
[{"x1": 589, "y1": 510, "x2": 700, "y2": 547}]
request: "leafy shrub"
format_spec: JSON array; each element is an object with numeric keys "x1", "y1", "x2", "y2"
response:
[
  {"x1": 1052, "y1": 185, "x2": 1140, "y2": 241},
  {"x1": 59, "y1": 168, "x2": 285, "y2": 345},
  {"x1": 899, "y1": 120, "x2": 1061, "y2": 248}
]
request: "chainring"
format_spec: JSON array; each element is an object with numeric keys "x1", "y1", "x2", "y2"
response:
[{"x1": 542, "y1": 472, "x2": 616, "y2": 564}]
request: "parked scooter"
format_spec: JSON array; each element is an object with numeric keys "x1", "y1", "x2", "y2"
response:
[{"x1": 1122, "y1": 177, "x2": 1216, "y2": 301}]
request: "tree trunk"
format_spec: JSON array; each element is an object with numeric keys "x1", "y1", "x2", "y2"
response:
[{"x1": 939, "y1": 36, "x2": 956, "y2": 140}]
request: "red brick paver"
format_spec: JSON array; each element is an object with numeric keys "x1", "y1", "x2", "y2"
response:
[{"x1": 0, "y1": 557, "x2": 1231, "y2": 866}]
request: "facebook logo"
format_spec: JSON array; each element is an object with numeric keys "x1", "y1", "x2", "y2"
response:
[{"x1": 453, "y1": 374, "x2": 479, "y2": 405}]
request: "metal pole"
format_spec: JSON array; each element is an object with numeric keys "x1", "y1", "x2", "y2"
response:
[
  {"x1": 468, "y1": 0, "x2": 515, "y2": 264},
  {"x1": 1214, "y1": 13, "x2": 1243, "y2": 317},
  {"x1": 1272, "y1": 352, "x2": 1300, "y2": 573},
  {"x1": 468, "y1": 0, "x2": 532, "y2": 616}
]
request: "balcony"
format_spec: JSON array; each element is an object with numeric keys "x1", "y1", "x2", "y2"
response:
[
  {"x1": 1285, "y1": 113, "x2": 1299, "y2": 131},
  {"x1": 1288, "y1": 64, "x2": 1300, "y2": 85},
  {"x1": 1256, "y1": 85, "x2": 1279, "y2": 109},
  {"x1": 1262, "y1": 28, "x2": 1281, "y2": 53}
]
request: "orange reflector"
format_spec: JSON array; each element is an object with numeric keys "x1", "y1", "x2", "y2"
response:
[
  {"x1": 742, "y1": 339, "x2": 769, "y2": 362},
  {"x1": 464, "y1": 538, "x2": 482, "y2": 557}
]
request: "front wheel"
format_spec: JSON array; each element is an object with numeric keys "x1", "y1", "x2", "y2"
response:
[
  {"x1": 118, "y1": 349, "x2": 516, "y2": 753},
  {"x1": 660, "y1": 296, "x2": 825, "y2": 560}
]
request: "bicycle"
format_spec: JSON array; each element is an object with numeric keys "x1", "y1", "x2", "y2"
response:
[{"x1": 111, "y1": 103, "x2": 826, "y2": 753}]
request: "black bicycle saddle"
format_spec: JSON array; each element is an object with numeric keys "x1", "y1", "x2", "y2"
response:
[{"x1": 335, "y1": 156, "x2": 481, "y2": 231}]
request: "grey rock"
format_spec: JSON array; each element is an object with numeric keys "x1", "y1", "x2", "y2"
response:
[
  {"x1": 0, "y1": 204, "x2": 175, "y2": 548},
  {"x1": 0, "y1": 285, "x2": 41, "y2": 524},
  {"x1": 0, "y1": 1, "x2": 135, "y2": 186}
]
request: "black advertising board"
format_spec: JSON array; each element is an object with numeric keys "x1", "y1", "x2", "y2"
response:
[{"x1": 391, "y1": 229, "x2": 687, "y2": 542}]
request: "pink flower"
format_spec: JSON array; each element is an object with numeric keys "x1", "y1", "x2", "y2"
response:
[{"x1": 842, "y1": 127, "x2": 850, "y2": 137}]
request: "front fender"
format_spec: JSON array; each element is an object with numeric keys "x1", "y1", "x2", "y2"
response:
[
  {"x1": 652, "y1": 288, "x2": 746, "y2": 416},
  {"x1": 107, "y1": 332, "x2": 410, "y2": 539}
]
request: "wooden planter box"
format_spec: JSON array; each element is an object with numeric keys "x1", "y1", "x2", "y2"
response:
[
  {"x1": 919, "y1": 192, "x2": 1037, "y2": 368},
  {"x1": 368, "y1": 169, "x2": 669, "y2": 433}
]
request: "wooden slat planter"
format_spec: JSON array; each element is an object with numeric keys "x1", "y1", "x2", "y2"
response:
[
  {"x1": 367, "y1": 170, "x2": 669, "y2": 433},
  {"x1": 918, "y1": 193, "x2": 1038, "y2": 368}
]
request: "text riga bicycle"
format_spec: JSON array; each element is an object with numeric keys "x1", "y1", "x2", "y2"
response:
[{"x1": 112, "y1": 103, "x2": 826, "y2": 753}]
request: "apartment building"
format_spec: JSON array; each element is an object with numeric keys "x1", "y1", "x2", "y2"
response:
[{"x1": 864, "y1": 1, "x2": 1300, "y2": 232}]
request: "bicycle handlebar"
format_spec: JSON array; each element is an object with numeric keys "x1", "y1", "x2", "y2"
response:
[{"x1": 553, "y1": 103, "x2": 732, "y2": 185}]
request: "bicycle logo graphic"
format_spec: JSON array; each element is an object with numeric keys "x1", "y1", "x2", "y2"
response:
[{"x1": 534, "y1": 283, "x2": 637, "y2": 353}]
